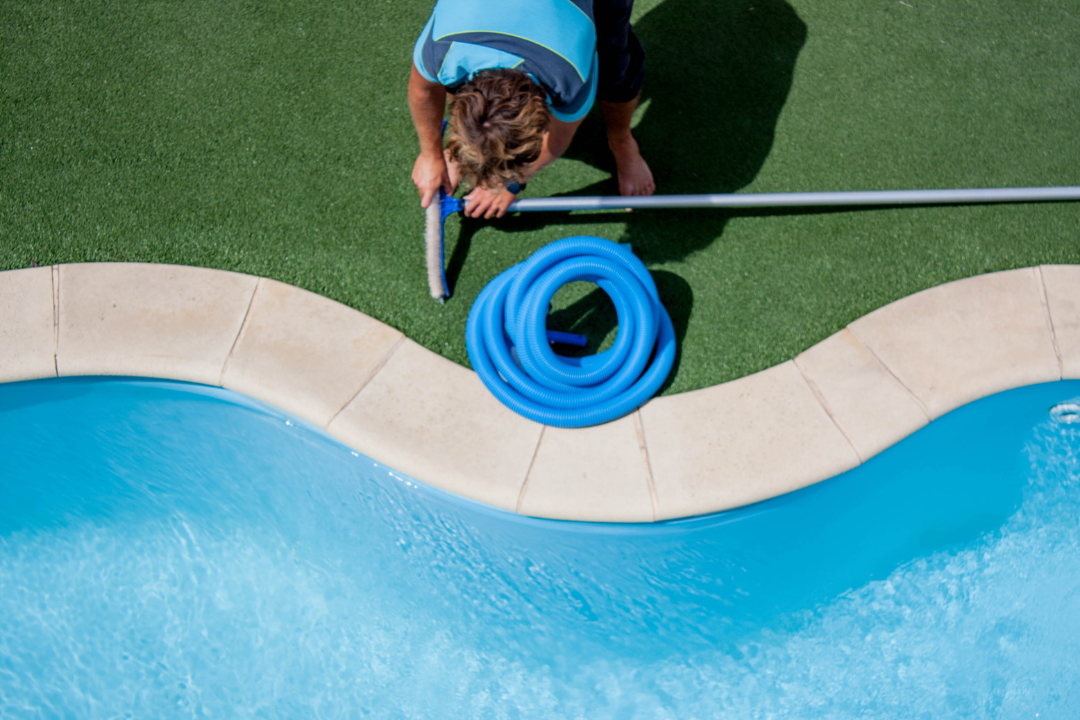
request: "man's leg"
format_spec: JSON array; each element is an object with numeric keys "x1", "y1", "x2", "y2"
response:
[
  {"x1": 594, "y1": 0, "x2": 654, "y2": 196},
  {"x1": 601, "y1": 97, "x2": 655, "y2": 197}
]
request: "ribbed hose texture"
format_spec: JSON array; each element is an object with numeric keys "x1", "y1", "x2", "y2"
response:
[{"x1": 466, "y1": 237, "x2": 675, "y2": 428}]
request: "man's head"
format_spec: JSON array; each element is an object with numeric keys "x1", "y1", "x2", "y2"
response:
[{"x1": 446, "y1": 69, "x2": 550, "y2": 191}]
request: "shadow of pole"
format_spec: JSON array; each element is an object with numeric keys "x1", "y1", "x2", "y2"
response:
[{"x1": 560, "y1": 0, "x2": 808, "y2": 263}]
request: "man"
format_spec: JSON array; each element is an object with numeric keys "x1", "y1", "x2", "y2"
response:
[{"x1": 409, "y1": 0, "x2": 655, "y2": 219}]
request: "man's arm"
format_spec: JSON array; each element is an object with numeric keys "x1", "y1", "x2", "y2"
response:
[
  {"x1": 463, "y1": 115, "x2": 584, "y2": 219},
  {"x1": 408, "y1": 64, "x2": 451, "y2": 208}
]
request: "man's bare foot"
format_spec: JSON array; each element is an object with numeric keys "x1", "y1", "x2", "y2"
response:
[{"x1": 609, "y1": 134, "x2": 655, "y2": 197}]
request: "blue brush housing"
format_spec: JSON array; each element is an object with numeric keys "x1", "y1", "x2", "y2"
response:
[{"x1": 440, "y1": 190, "x2": 464, "y2": 223}]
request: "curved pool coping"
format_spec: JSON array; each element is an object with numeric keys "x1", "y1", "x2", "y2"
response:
[{"x1": 2, "y1": 262, "x2": 1078, "y2": 522}]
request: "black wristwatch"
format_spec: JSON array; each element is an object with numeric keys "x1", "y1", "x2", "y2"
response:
[{"x1": 505, "y1": 181, "x2": 527, "y2": 195}]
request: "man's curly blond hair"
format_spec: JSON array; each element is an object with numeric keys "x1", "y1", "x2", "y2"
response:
[{"x1": 446, "y1": 69, "x2": 550, "y2": 190}]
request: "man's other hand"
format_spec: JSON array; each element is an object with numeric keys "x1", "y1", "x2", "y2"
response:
[
  {"x1": 463, "y1": 186, "x2": 516, "y2": 219},
  {"x1": 412, "y1": 152, "x2": 452, "y2": 208}
]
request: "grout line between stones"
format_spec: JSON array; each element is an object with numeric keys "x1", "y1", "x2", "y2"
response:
[
  {"x1": 51, "y1": 265, "x2": 60, "y2": 376},
  {"x1": 219, "y1": 277, "x2": 262, "y2": 387},
  {"x1": 847, "y1": 324, "x2": 933, "y2": 421},
  {"x1": 517, "y1": 426, "x2": 546, "y2": 514},
  {"x1": 1035, "y1": 266, "x2": 1064, "y2": 379},
  {"x1": 633, "y1": 410, "x2": 660, "y2": 521},
  {"x1": 324, "y1": 334, "x2": 407, "y2": 429},
  {"x1": 792, "y1": 358, "x2": 865, "y2": 464}
]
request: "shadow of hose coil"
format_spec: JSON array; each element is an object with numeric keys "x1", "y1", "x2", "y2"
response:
[{"x1": 466, "y1": 236, "x2": 676, "y2": 428}]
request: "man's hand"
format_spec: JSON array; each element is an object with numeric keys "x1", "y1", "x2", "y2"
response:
[
  {"x1": 464, "y1": 186, "x2": 517, "y2": 219},
  {"x1": 412, "y1": 152, "x2": 452, "y2": 209}
]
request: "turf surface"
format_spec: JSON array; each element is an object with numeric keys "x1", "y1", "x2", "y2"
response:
[{"x1": 3, "y1": 0, "x2": 1078, "y2": 394}]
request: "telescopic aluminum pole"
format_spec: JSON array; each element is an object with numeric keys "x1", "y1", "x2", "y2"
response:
[{"x1": 507, "y1": 186, "x2": 1080, "y2": 212}]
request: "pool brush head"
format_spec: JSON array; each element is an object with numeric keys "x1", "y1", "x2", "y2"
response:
[
  {"x1": 424, "y1": 190, "x2": 466, "y2": 302},
  {"x1": 425, "y1": 199, "x2": 446, "y2": 301}
]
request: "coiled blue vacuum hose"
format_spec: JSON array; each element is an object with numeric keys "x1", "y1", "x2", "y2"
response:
[{"x1": 466, "y1": 236, "x2": 676, "y2": 428}]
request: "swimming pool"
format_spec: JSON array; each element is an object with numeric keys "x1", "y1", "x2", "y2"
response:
[{"x1": 2, "y1": 376, "x2": 1078, "y2": 717}]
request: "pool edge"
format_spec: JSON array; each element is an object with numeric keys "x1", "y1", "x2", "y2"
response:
[{"x1": 2, "y1": 262, "x2": 1078, "y2": 522}]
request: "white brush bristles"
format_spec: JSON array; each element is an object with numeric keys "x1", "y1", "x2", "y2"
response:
[{"x1": 425, "y1": 201, "x2": 448, "y2": 300}]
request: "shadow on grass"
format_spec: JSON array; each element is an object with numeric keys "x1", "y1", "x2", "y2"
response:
[
  {"x1": 449, "y1": 0, "x2": 806, "y2": 274},
  {"x1": 554, "y1": 0, "x2": 808, "y2": 262},
  {"x1": 446, "y1": 0, "x2": 803, "y2": 367},
  {"x1": 546, "y1": 270, "x2": 692, "y2": 394},
  {"x1": 448, "y1": 0, "x2": 806, "y2": 287},
  {"x1": 445, "y1": 216, "x2": 481, "y2": 296}
]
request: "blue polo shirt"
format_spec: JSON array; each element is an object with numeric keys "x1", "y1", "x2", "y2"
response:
[{"x1": 412, "y1": 0, "x2": 599, "y2": 122}]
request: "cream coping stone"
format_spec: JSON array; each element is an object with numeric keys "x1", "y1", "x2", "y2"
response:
[
  {"x1": 327, "y1": 339, "x2": 544, "y2": 513},
  {"x1": 794, "y1": 328, "x2": 930, "y2": 462},
  {"x1": 221, "y1": 278, "x2": 405, "y2": 429},
  {"x1": 1, "y1": 262, "x2": 1077, "y2": 522},
  {"x1": 56, "y1": 263, "x2": 258, "y2": 386},
  {"x1": 1041, "y1": 265, "x2": 1080, "y2": 379},
  {"x1": 848, "y1": 267, "x2": 1061, "y2": 420},
  {"x1": 517, "y1": 413, "x2": 655, "y2": 523},
  {"x1": 641, "y1": 361, "x2": 863, "y2": 520},
  {"x1": 0, "y1": 266, "x2": 56, "y2": 383}
]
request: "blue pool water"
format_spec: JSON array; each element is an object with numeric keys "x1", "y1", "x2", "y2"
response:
[{"x1": 1, "y1": 377, "x2": 1079, "y2": 718}]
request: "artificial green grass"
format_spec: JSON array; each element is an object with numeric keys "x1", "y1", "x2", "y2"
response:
[{"x1": 3, "y1": 0, "x2": 1078, "y2": 395}]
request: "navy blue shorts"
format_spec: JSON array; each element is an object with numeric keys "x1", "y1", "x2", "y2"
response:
[{"x1": 595, "y1": 0, "x2": 646, "y2": 103}]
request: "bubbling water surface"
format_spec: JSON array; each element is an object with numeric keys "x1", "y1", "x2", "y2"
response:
[{"x1": 1, "y1": 378, "x2": 1079, "y2": 718}]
